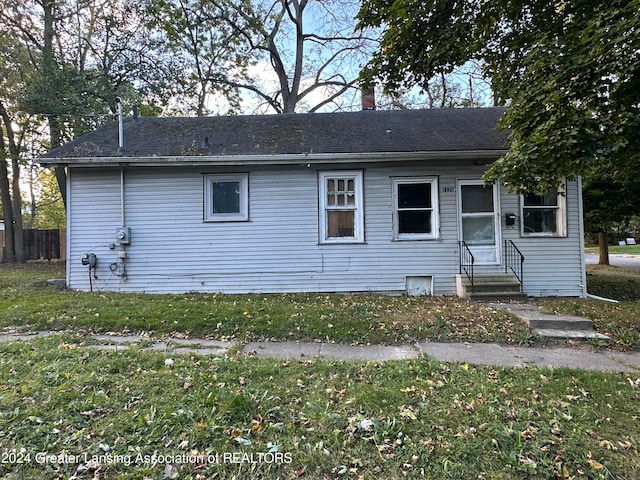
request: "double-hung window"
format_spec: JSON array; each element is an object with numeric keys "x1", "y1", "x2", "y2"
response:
[
  {"x1": 521, "y1": 186, "x2": 566, "y2": 236},
  {"x1": 319, "y1": 171, "x2": 364, "y2": 243},
  {"x1": 393, "y1": 178, "x2": 439, "y2": 240},
  {"x1": 204, "y1": 173, "x2": 249, "y2": 222}
]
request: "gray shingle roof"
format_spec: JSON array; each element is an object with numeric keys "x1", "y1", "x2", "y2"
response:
[{"x1": 40, "y1": 107, "x2": 507, "y2": 162}]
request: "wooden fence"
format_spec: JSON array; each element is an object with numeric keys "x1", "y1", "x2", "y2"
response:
[{"x1": 1, "y1": 228, "x2": 66, "y2": 262}]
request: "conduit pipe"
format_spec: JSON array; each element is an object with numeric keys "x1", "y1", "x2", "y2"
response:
[{"x1": 120, "y1": 165, "x2": 125, "y2": 227}]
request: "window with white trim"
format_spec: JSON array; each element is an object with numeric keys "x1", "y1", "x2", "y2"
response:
[
  {"x1": 204, "y1": 173, "x2": 249, "y2": 222},
  {"x1": 393, "y1": 177, "x2": 439, "y2": 240},
  {"x1": 319, "y1": 171, "x2": 364, "y2": 243},
  {"x1": 521, "y1": 187, "x2": 566, "y2": 236}
]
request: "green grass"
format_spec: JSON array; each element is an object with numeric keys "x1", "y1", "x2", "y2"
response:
[
  {"x1": 2, "y1": 261, "x2": 640, "y2": 351},
  {"x1": 537, "y1": 265, "x2": 640, "y2": 351},
  {"x1": 585, "y1": 244, "x2": 640, "y2": 255},
  {"x1": 0, "y1": 262, "x2": 535, "y2": 347},
  {"x1": 0, "y1": 335, "x2": 638, "y2": 479}
]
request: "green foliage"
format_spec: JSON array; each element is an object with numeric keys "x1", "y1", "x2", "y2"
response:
[
  {"x1": 358, "y1": 0, "x2": 640, "y2": 192},
  {"x1": 31, "y1": 169, "x2": 66, "y2": 229},
  {"x1": 583, "y1": 176, "x2": 640, "y2": 236},
  {"x1": 145, "y1": 0, "x2": 249, "y2": 116}
]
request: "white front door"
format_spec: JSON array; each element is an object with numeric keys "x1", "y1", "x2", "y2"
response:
[{"x1": 458, "y1": 180, "x2": 501, "y2": 264}]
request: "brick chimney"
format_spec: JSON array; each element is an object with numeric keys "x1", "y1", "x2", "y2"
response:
[{"x1": 361, "y1": 85, "x2": 376, "y2": 110}]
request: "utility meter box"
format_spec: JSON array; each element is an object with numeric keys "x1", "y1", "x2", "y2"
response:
[
  {"x1": 116, "y1": 226, "x2": 131, "y2": 245},
  {"x1": 81, "y1": 253, "x2": 97, "y2": 267}
]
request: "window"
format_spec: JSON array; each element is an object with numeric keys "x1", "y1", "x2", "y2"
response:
[
  {"x1": 521, "y1": 187, "x2": 566, "y2": 236},
  {"x1": 393, "y1": 178, "x2": 439, "y2": 240},
  {"x1": 204, "y1": 174, "x2": 248, "y2": 222},
  {"x1": 319, "y1": 171, "x2": 364, "y2": 243}
]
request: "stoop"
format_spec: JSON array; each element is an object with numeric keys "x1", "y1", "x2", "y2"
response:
[{"x1": 456, "y1": 273, "x2": 528, "y2": 302}]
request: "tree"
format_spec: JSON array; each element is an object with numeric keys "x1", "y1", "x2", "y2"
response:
[
  {"x1": 583, "y1": 176, "x2": 640, "y2": 265},
  {"x1": 0, "y1": 101, "x2": 27, "y2": 263},
  {"x1": 200, "y1": 0, "x2": 379, "y2": 113},
  {"x1": 147, "y1": 0, "x2": 249, "y2": 116},
  {"x1": 25, "y1": 168, "x2": 66, "y2": 229},
  {"x1": 1, "y1": 0, "x2": 182, "y2": 208},
  {"x1": 0, "y1": 32, "x2": 32, "y2": 263},
  {"x1": 357, "y1": 0, "x2": 640, "y2": 193}
]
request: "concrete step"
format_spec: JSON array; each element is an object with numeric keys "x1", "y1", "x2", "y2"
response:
[
  {"x1": 459, "y1": 273, "x2": 520, "y2": 285},
  {"x1": 469, "y1": 291, "x2": 529, "y2": 302},
  {"x1": 468, "y1": 282, "x2": 524, "y2": 293},
  {"x1": 492, "y1": 303, "x2": 610, "y2": 341},
  {"x1": 533, "y1": 329, "x2": 611, "y2": 341},
  {"x1": 527, "y1": 316, "x2": 594, "y2": 331},
  {"x1": 458, "y1": 273, "x2": 525, "y2": 300}
]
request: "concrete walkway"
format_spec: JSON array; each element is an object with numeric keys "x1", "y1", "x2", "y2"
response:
[{"x1": 0, "y1": 331, "x2": 638, "y2": 372}]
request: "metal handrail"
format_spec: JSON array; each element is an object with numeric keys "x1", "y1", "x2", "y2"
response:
[
  {"x1": 504, "y1": 240, "x2": 525, "y2": 290},
  {"x1": 459, "y1": 241, "x2": 475, "y2": 290}
]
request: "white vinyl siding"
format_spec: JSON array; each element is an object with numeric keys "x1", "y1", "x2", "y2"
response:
[
  {"x1": 66, "y1": 162, "x2": 584, "y2": 297},
  {"x1": 392, "y1": 177, "x2": 439, "y2": 240},
  {"x1": 502, "y1": 179, "x2": 581, "y2": 296},
  {"x1": 318, "y1": 170, "x2": 364, "y2": 244}
]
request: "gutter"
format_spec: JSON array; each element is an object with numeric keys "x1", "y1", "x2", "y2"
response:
[{"x1": 39, "y1": 149, "x2": 509, "y2": 168}]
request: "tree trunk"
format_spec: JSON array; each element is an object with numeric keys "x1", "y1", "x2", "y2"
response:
[
  {"x1": 10, "y1": 156, "x2": 25, "y2": 263},
  {"x1": 0, "y1": 101, "x2": 24, "y2": 263},
  {"x1": 43, "y1": 0, "x2": 67, "y2": 208},
  {"x1": 598, "y1": 231, "x2": 610, "y2": 265},
  {"x1": 0, "y1": 155, "x2": 16, "y2": 262}
]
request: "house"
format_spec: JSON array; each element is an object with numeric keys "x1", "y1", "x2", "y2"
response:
[{"x1": 39, "y1": 106, "x2": 587, "y2": 297}]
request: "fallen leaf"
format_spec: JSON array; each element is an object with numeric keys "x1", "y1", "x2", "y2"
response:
[
  {"x1": 587, "y1": 459, "x2": 604, "y2": 471},
  {"x1": 599, "y1": 440, "x2": 617, "y2": 450},
  {"x1": 520, "y1": 426, "x2": 538, "y2": 439}
]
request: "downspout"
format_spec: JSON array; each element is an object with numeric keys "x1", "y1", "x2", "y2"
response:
[
  {"x1": 577, "y1": 175, "x2": 588, "y2": 298},
  {"x1": 585, "y1": 292, "x2": 619, "y2": 303},
  {"x1": 66, "y1": 167, "x2": 71, "y2": 288},
  {"x1": 577, "y1": 176, "x2": 618, "y2": 303}
]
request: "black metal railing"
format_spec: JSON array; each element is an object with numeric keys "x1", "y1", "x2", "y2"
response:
[
  {"x1": 504, "y1": 240, "x2": 525, "y2": 291},
  {"x1": 459, "y1": 241, "x2": 475, "y2": 290}
]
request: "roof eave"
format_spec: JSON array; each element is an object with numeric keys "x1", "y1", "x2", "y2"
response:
[{"x1": 39, "y1": 150, "x2": 508, "y2": 167}]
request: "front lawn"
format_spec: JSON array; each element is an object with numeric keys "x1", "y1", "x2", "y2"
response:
[
  {"x1": 538, "y1": 265, "x2": 640, "y2": 351},
  {"x1": 2, "y1": 261, "x2": 640, "y2": 350},
  {"x1": 0, "y1": 262, "x2": 534, "y2": 346},
  {"x1": 0, "y1": 335, "x2": 638, "y2": 479}
]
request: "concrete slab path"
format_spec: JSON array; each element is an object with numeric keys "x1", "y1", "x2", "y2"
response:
[{"x1": 0, "y1": 331, "x2": 638, "y2": 372}]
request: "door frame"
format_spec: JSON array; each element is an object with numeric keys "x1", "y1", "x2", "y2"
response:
[{"x1": 457, "y1": 179, "x2": 502, "y2": 265}]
